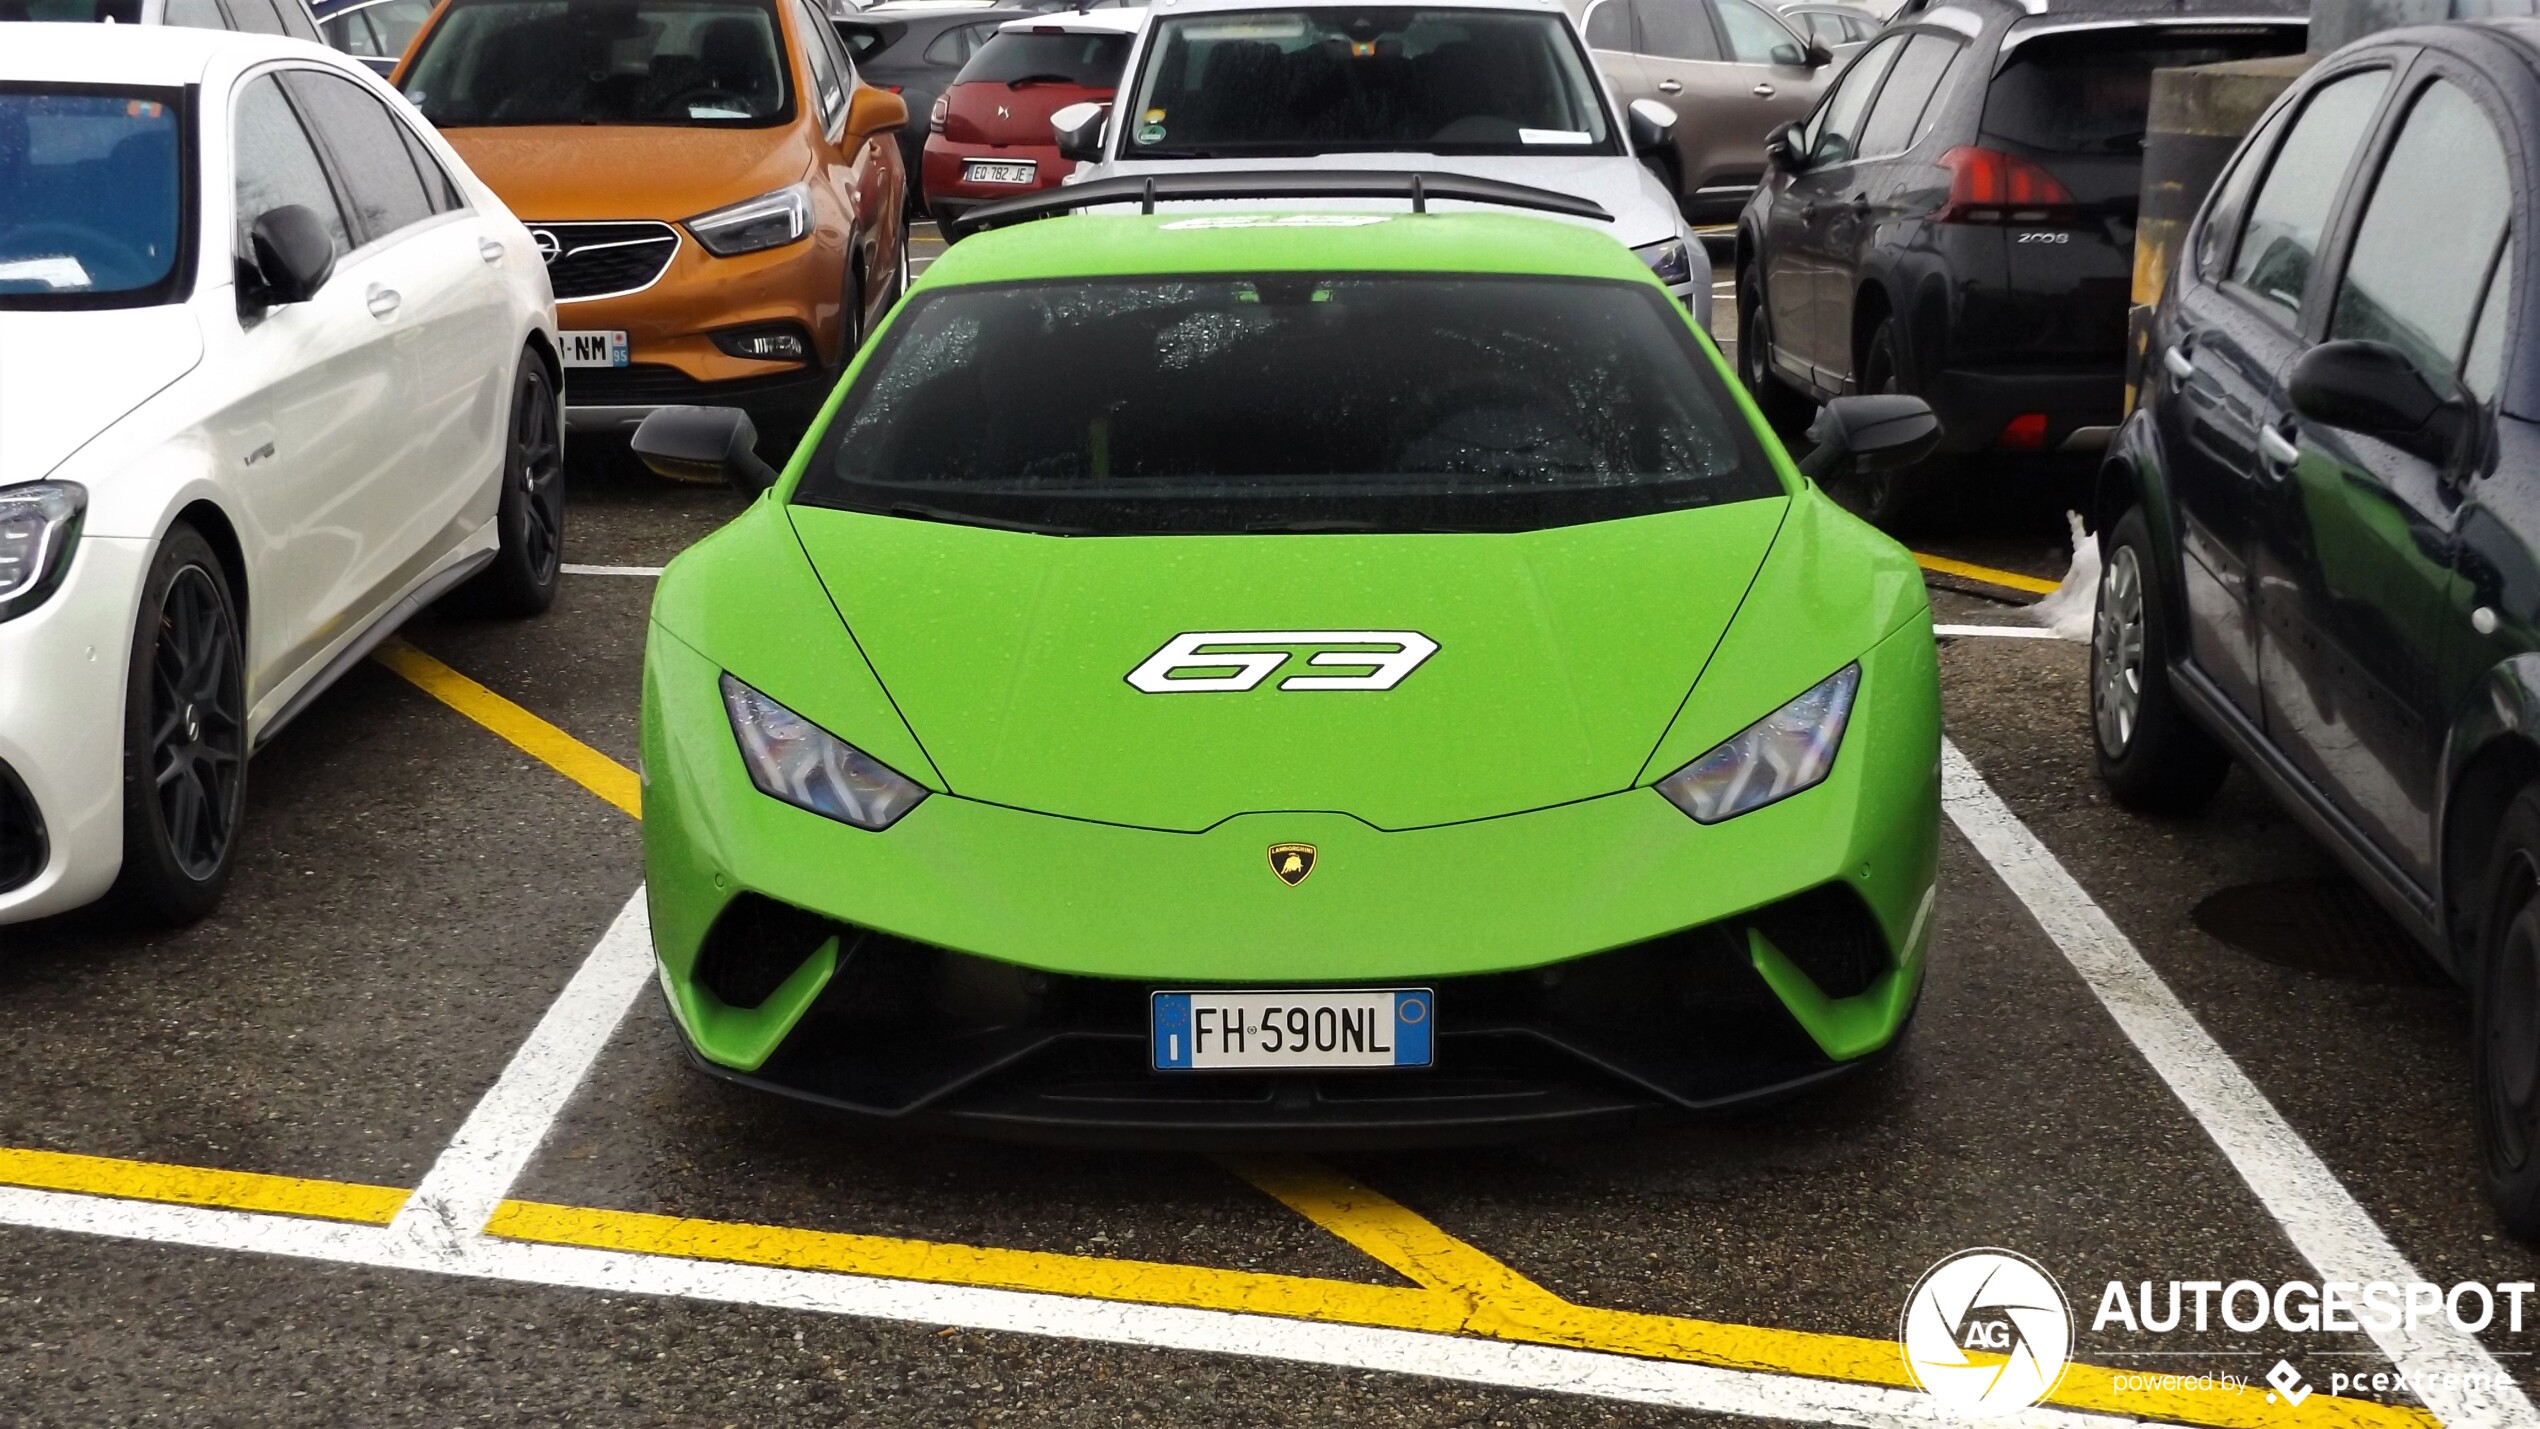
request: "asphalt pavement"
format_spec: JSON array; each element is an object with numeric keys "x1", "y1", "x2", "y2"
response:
[{"x1": 0, "y1": 248, "x2": 2532, "y2": 1428}]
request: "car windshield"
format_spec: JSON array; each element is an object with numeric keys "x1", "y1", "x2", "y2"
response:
[
  {"x1": 0, "y1": 87, "x2": 186, "y2": 310},
  {"x1": 958, "y1": 27, "x2": 1131, "y2": 85},
  {"x1": 402, "y1": 0, "x2": 795, "y2": 127},
  {"x1": 792, "y1": 270, "x2": 1776, "y2": 535},
  {"x1": 1119, "y1": 7, "x2": 1616, "y2": 159}
]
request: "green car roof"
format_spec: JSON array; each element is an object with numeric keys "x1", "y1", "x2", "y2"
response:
[{"x1": 913, "y1": 211, "x2": 1660, "y2": 287}]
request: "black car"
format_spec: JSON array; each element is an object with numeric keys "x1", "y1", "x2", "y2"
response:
[
  {"x1": 839, "y1": 2, "x2": 1035, "y2": 187},
  {"x1": 1733, "y1": 0, "x2": 2305, "y2": 519},
  {"x1": 2091, "y1": 20, "x2": 2538, "y2": 1233}
]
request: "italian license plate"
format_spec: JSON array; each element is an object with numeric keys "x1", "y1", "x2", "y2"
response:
[
  {"x1": 964, "y1": 160, "x2": 1037, "y2": 185},
  {"x1": 1151, "y1": 989, "x2": 1433, "y2": 1071},
  {"x1": 559, "y1": 329, "x2": 630, "y2": 368}
]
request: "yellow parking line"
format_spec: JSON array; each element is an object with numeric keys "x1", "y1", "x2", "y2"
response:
[
  {"x1": 1223, "y1": 1156, "x2": 1564, "y2": 1307},
  {"x1": 0, "y1": 1146, "x2": 407, "y2": 1225},
  {"x1": 371, "y1": 638, "x2": 641, "y2": 819},
  {"x1": 1913, "y1": 551, "x2": 2063, "y2": 596}
]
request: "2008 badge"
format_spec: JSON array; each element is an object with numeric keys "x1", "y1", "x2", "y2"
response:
[{"x1": 1125, "y1": 630, "x2": 1439, "y2": 693}]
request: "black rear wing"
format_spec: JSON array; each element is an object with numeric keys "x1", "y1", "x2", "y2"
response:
[{"x1": 944, "y1": 170, "x2": 1614, "y2": 241}]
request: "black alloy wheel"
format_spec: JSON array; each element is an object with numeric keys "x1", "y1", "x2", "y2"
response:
[
  {"x1": 2481, "y1": 788, "x2": 2540, "y2": 1240},
  {"x1": 109, "y1": 525, "x2": 247, "y2": 925},
  {"x1": 448, "y1": 354, "x2": 565, "y2": 616}
]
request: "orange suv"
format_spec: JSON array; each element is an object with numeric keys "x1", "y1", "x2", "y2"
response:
[{"x1": 397, "y1": 0, "x2": 908, "y2": 437}]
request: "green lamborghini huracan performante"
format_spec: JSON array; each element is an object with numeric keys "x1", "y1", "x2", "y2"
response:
[{"x1": 631, "y1": 174, "x2": 1945, "y2": 1144}]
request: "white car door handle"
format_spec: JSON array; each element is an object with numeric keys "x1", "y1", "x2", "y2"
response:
[
  {"x1": 366, "y1": 285, "x2": 401, "y2": 319},
  {"x1": 1658, "y1": 78, "x2": 1683, "y2": 94},
  {"x1": 478, "y1": 237, "x2": 506, "y2": 264},
  {"x1": 2258, "y1": 425, "x2": 2300, "y2": 467},
  {"x1": 2163, "y1": 345, "x2": 2196, "y2": 380},
  {"x1": 1752, "y1": 83, "x2": 1776, "y2": 97}
]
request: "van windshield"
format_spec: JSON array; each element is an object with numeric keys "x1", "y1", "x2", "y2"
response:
[
  {"x1": 791, "y1": 270, "x2": 1776, "y2": 535},
  {"x1": 403, "y1": 0, "x2": 796, "y2": 127},
  {"x1": 1119, "y1": 7, "x2": 1617, "y2": 159},
  {"x1": 0, "y1": 86, "x2": 187, "y2": 310}
]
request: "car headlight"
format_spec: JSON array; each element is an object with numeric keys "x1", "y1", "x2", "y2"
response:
[
  {"x1": 721, "y1": 673, "x2": 928, "y2": 830},
  {"x1": 1635, "y1": 237, "x2": 1695, "y2": 287},
  {"x1": 686, "y1": 183, "x2": 813, "y2": 258},
  {"x1": 0, "y1": 481, "x2": 85, "y2": 624},
  {"x1": 1655, "y1": 664, "x2": 1859, "y2": 824}
]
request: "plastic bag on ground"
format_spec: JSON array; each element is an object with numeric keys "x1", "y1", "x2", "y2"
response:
[{"x1": 2025, "y1": 511, "x2": 2099, "y2": 642}]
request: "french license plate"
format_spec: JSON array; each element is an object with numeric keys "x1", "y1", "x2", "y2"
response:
[
  {"x1": 964, "y1": 160, "x2": 1037, "y2": 185},
  {"x1": 1151, "y1": 989, "x2": 1433, "y2": 1071},
  {"x1": 559, "y1": 329, "x2": 630, "y2": 368}
]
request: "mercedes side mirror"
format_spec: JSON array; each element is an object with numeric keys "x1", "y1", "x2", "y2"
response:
[
  {"x1": 1764, "y1": 120, "x2": 1806, "y2": 171},
  {"x1": 2288, "y1": 340, "x2": 2473, "y2": 468},
  {"x1": 242, "y1": 204, "x2": 334, "y2": 309},
  {"x1": 1053, "y1": 100, "x2": 1109, "y2": 163},
  {"x1": 1626, "y1": 98, "x2": 1678, "y2": 156},
  {"x1": 632, "y1": 405, "x2": 781, "y2": 496},
  {"x1": 1799, "y1": 394, "x2": 1942, "y2": 482}
]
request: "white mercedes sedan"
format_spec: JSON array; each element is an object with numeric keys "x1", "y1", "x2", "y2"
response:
[{"x1": 0, "y1": 26, "x2": 562, "y2": 928}]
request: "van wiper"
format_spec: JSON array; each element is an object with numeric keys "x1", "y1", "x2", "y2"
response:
[{"x1": 884, "y1": 501, "x2": 1090, "y2": 535}]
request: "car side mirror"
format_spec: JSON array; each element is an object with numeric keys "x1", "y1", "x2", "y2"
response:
[
  {"x1": 1799, "y1": 394, "x2": 1941, "y2": 481},
  {"x1": 242, "y1": 204, "x2": 334, "y2": 309},
  {"x1": 632, "y1": 405, "x2": 782, "y2": 496},
  {"x1": 1053, "y1": 100, "x2": 1108, "y2": 163},
  {"x1": 1626, "y1": 98, "x2": 1678, "y2": 155},
  {"x1": 1804, "y1": 39, "x2": 1834, "y2": 67},
  {"x1": 847, "y1": 84, "x2": 908, "y2": 138},
  {"x1": 2287, "y1": 339, "x2": 2471, "y2": 467},
  {"x1": 1764, "y1": 120, "x2": 1806, "y2": 171}
]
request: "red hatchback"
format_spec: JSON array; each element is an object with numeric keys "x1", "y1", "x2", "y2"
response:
[{"x1": 921, "y1": 9, "x2": 1137, "y2": 231}]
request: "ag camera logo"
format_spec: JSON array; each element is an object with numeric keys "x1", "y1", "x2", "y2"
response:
[{"x1": 1900, "y1": 1248, "x2": 2074, "y2": 1414}]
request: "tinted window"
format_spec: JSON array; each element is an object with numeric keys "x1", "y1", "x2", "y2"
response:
[
  {"x1": 2227, "y1": 68, "x2": 2388, "y2": 324},
  {"x1": 280, "y1": 70, "x2": 435, "y2": 242},
  {"x1": 1855, "y1": 31, "x2": 1954, "y2": 156},
  {"x1": 836, "y1": 19, "x2": 893, "y2": 60},
  {"x1": 10, "y1": 0, "x2": 147, "y2": 17},
  {"x1": 1717, "y1": 0, "x2": 1799, "y2": 64},
  {"x1": 1631, "y1": 0, "x2": 1718, "y2": 60},
  {"x1": 1805, "y1": 33, "x2": 1899, "y2": 165},
  {"x1": 163, "y1": 0, "x2": 225, "y2": 25},
  {"x1": 397, "y1": 118, "x2": 464, "y2": 211},
  {"x1": 958, "y1": 28, "x2": 1131, "y2": 86},
  {"x1": 0, "y1": 86, "x2": 185, "y2": 307},
  {"x1": 1583, "y1": 0, "x2": 1630, "y2": 49},
  {"x1": 2464, "y1": 238, "x2": 2515, "y2": 404},
  {"x1": 921, "y1": 20, "x2": 979, "y2": 63},
  {"x1": 1122, "y1": 8, "x2": 1616, "y2": 159},
  {"x1": 2192, "y1": 99, "x2": 2287, "y2": 278},
  {"x1": 796, "y1": 0, "x2": 847, "y2": 125},
  {"x1": 794, "y1": 274, "x2": 1778, "y2": 535},
  {"x1": 404, "y1": 0, "x2": 795, "y2": 127},
  {"x1": 2330, "y1": 81, "x2": 2512, "y2": 393},
  {"x1": 233, "y1": 73, "x2": 351, "y2": 257},
  {"x1": 1984, "y1": 27, "x2": 2303, "y2": 156}
]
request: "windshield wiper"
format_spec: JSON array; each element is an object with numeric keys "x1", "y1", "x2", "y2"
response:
[
  {"x1": 1005, "y1": 73, "x2": 1080, "y2": 87},
  {"x1": 883, "y1": 501, "x2": 1090, "y2": 535}
]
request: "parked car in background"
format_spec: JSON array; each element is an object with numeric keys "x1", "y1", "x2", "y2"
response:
[
  {"x1": 1067, "y1": 0, "x2": 1713, "y2": 321},
  {"x1": 1779, "y1": 1, "x2": 1877, "y2": 61},
  {"x1": 1733, "y1": 0, "x2": 2305, "y2": 521},
  {"x1": 0, "y1": 26, "x2": 563, "y2": 928},
  {"x1": 2089, "y1": 16, "x2": 2538, "y2": 1235},
  {"x1": 922, "y1": 9, "x2": 1136, "y2": 228},
  {"x1": 1566, "y1": 0, "x2": 1832, "y2": 224},
  {"x1": 397, "y1": 0, "x2": 911, "y2": 441},
  {"x1": 315, "y1": 0, "x2": 433, "y2": 73},
  {"x1": 2, "y1": 0, "x2": 321, "y2": 38},
  {"x1": 840, "y1": 2, "x2": 1033, "y2": 189}
]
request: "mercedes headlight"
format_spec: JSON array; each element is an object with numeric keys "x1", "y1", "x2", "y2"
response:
[
  {"x1": 1635, "y1": 237, "x2": 1695, "y2": 287},
  {"x1": 0, "y1": 481, "x2": 85, "y2": 624},
  {"x1": 1655, "y1": 664, "x2": 1859, "y2": 824},
  {"x1": 686, "y1": 183, "x2": 813, "y2": 258},
  {"x1": 721, "y1": 673, "x2": 927, "y2": 830}
]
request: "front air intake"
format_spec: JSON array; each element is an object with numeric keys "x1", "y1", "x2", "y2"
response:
[
  {"x1": 0, "y1": 761, "x2": 43, "y2": 896},
  {"x1": 1746, "y1": 883, "x2": 1889, "y2": 1000},
  {"x1": 693, "y1": 893, "x2": 841, "y2": 1009}
]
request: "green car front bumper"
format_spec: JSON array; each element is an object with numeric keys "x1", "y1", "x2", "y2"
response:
[{"x1": 637, "y1": 611, "x2": 1940, "y2": 1145}]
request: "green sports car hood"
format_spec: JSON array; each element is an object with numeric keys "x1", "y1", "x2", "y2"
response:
[{"x1": 784, "y1": 497, "x2": 1790, "y2": 832}]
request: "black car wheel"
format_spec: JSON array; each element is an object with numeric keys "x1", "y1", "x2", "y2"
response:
[
  {"x1": 2090, "y1": 505, "x2": 2229, "y2": 814},
  {"x1": 446, "y1": 353, "x2": 565, "y2": 617},
  {"x1": 1838, "y1": 318, "x2": 1929, "y2": 527},
  {"x1": 1735, "y1": 262, "x2": 1812, "y2": 436},
  {"x1": 2479, "y1": 788, "x2": 2540, "y2": 1239},
  {"x1": 108, "y1": 524, "x2": 247, "y2": 926}
]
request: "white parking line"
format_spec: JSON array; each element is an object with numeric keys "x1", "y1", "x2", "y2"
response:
[
  {"x1": 387, "y1": 889, "x2": 655, "y2": 1258},
  {"x1": 0, "y1": 1181, "x2": 2137, "y2": 1429},
  {"x1": 1940, "y1": 739, "x2": 2539, "y2": 1429},
  {"x1": 562, "y1": 563, "x2": 664, "y2": 578}
]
